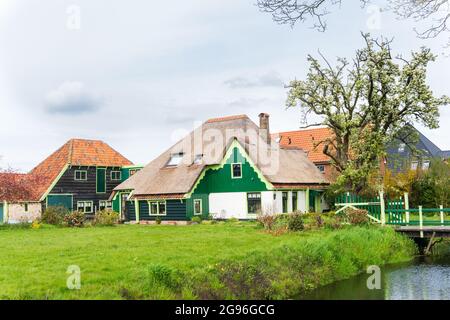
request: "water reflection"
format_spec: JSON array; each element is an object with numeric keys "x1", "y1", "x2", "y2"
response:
[{"x1": 299, "y1": 254, "x2": 450, "y2": 300}]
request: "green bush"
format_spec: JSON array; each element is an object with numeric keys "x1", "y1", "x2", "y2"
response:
[
  {"x1": 94, "y1": 210, "x2": 119, "y2": 226},
  {"x1": 63, "y1": 211, "x2": 85, "y2": 228},
  {"x1": 191, "y1": 216, "x2": 202, "y2": 224},
  {"x1": 287, "y1": 213, "x2": 304, "y2": 231},
  {"x1": 41, "y1": 206, "x2": 68, "y2": 225},
  {"x1": 155, "y1": 217, "x2": 162, "y2": 225}
]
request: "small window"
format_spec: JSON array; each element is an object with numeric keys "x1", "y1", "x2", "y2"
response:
[
  {"x1": 129, "y1": 169, "x2": 140, "y2": 176},
  {"x1": 231, "y1": 163, "x2": 242, "y2": 179},
  {"x1": 167, "y1": 153, "x2": 184, "y2": 167},
  {"x1": 422, "y1": 161, "x2": 430, "y2": 170},
  {"x1": 247, "y1": 193, "x2": 262, "y2": 214},
  {"x1": 282, "y1": 192, "x2": 288, "y2": 213},
  {"x1": 99, "y1": 200, "x2": 112, "y2": 211},
  {"x1": 193, "y1": 154, "x2": 203, "y2": 165},
  {"x1": 411, "y1": 161, "x2": 419, "y2": 170},
  {"x1": 292, "y1": 192, "x2": 298, "y2": 212},
  {"x1": 316, "y1": 165, "x2": 325, "y2": 173},
  {"x1": 148, "y1": 201, "x2": 167, "y2": 216},
  {"x1": 398, "y1": 143, "x2": 406, "y2": 153},
  {"x1": 77, "y1": 201, "x2": 93, "y2": 214},
  {"x1": 194, "y1": 199, "x2": 202, "y2": 215},
  {"x1": 24, "y1": 203, "x2": 29, "y2": 212},
  {"x1": 75, "y1": 170, "x2": 87, "y2": 181},
  {"x1": 111, "y1": 171, "x2": 121, "y2": 181}
]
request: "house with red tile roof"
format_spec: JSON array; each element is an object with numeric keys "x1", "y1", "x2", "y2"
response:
[
  {"x1": 272, "y1": 127, "x2": 338, "y2": 182},
  {"x1": 0, "y1": 139, "x2": 142, "y2": 223}
]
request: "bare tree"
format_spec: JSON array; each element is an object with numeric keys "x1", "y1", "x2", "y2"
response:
[{"x1": 257, "y1": 0, "x2": 450, "y2": 43}]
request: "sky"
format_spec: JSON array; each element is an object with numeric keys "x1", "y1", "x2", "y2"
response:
[{"x1": 0, "y1": 0, "x2": 449, "y2": 171}]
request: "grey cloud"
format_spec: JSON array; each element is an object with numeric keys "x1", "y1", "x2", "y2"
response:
[
  {"x1": 224, "y1": 72, "x2": 284, "y2": 89},
  {"x1": 45, "y1": 81, "x2": 102, "y2": 115}
]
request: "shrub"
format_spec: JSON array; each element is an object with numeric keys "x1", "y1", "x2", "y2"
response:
[
  {"x1": 191, "y1": 216, "x2": 202, "y2": 224},
  {"x1": 31, "y1": 220, "x2": 41, "y2": 229},
  {"x1": 287, "y1": 213, "x2": 304, "y2": 231},
  {"x1": 257, "y1": 214, "x2": 276, "y2": 230},
  {"x1": 345, "y1": 208, "x2": 369, "y2": 225},
  {"x1": 148, "y1": 264, "x2": 179, "y2": 289},
  {"x1": 155, "y1": 217, "x2": 162, "y2": 225},
  {"x1": 41, "y1": 206, "x2": 68, "y2": 225},
  {"x1": 314, "y1": 214, "x2": 324, "y2": 228},
  {"x1": 63, "y1": 211, "x2": 85, "y2": 228},
  {"x1": 94, "y1": 210, "x2": 119, "y2": 226}
]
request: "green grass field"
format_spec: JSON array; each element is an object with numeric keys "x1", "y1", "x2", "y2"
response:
[{"x1": 0, "y1": 223, "x2": 416, "y2": 300}]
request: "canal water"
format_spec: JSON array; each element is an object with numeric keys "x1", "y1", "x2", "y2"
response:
[{"x1": 299, "y1": 244, "x2": 450, "y2": 300}]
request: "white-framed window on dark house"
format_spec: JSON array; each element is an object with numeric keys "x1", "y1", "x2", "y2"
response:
[
  {"x1": 148, "y1": 201, "x2": 167, "y2": 216},
  {"x1": 194, "y1": 199, "x2": 202, "y2": 215},
  {"x1": 231, "y1": 163, "x2": 242, "y2": 179},
  {"x1": 111, "y1": 171, "x2": 121, "y2": 181},
  {"x1": 247, "y1": 192, "x2": 262, "y2": 215},
  {"x1": 411, "y1": 161, "x2": 419, "y2": 170},
  {"x1": 74, "y1": 170, "x2": 87, "y2": 181},
  {"x1": 422, "y1": 160, "x2": 430, "y2": 170},
  {"x1": 77, "y1": 201, "x2": 93, "y2": 214},
  {"x1": 99, "y1": 200, "x2": 112, "y2": 211}
]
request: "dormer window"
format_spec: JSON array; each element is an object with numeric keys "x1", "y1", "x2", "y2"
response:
[
  {"x1": 166, "y1": 152, "x2": 184, "y2": 167},
  {"x1": 193, "y1": 154, "x2": 203, "y2": 165}
]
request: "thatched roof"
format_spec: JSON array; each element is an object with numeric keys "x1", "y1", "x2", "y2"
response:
[{"x1": 114, "y1": 115, "x2": 329, "y2": 197}]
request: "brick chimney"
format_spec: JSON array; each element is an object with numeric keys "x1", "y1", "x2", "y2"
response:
[{"x1": 259, "y1": 113, "x2": 271, "y2": 145}]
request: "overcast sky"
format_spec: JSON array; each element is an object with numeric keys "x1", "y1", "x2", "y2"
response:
[{"x1": 1, "y1": 0, "x2": 449, "y2": 171}]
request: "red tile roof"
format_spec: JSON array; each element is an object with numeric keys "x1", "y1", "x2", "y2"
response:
[
  {"x1": 273, "y1": 127, "x2": 334, "y2": 163},
  {"x1": 27, "y1": 139, "x2": 133, "y2": 201}
]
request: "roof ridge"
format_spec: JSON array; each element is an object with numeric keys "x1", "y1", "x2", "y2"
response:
[
  {"x1": 68, "y1": 139, "x2": 74, "y2": 165},
  {"x1": 205, "y1": 114, "x2": 249, "y2": 124}
]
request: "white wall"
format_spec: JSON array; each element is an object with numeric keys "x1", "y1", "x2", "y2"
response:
[
  {"x1": 209, "y1": 192, "x2": 247, "y2": 219},
  {"x1": 7, "y1": 203, "x2": 41, "y2": 223},
  {"x1": 209, "y1": 190, "x2": 310, "y2": 219}
]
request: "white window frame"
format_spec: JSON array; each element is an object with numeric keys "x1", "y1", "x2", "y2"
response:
[
  {"x1": 411, "y1": 161, "x2": 419, "y2": 170},
  {"x1": 99, "y1": 200, "x2": 112, "y2": 210},
  {"x1": 77, "y1": 201, "x2": 93, "y2": 214},
  {"x1": 147, "y1": 201, "x2": 167, "y2": 216},
  {"x1": 74, "y1": 170, "x2": 87, "y2": 181},
  {"x1": 193, "y1": 199, "x2": 202, "y2": 215},
  {"x1": 110, "y1": 171, "x2": 122, "y2": 181},
  {"x1": 422, "y1": 160, "x2": 430, "y2": 170},
  {"x1": 166, "y1": 153, "x2": 184, "y2": 167},
  {"x1": 231, "y1": 163, "x2": 242, "y2": 179}
]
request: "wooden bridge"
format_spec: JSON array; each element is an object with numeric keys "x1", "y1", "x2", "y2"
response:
[{"x1": 335, "y1": 192, "x2": 450, "y2": 254}]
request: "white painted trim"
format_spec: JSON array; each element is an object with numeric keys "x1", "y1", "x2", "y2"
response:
[
  {"x1": 147, "y1": 200, "x2": 168, "y2": 216},
  {"x1": 110, "y1": 170, "x2": 122, "y2": 181},
  {"x1": 74, "y1": 170, "x2": 88, "y2": 181},
  {"x1": 77, "y1": 201, "x2": 94, "y2": 214},
  {"x1": 231, "y1": 162, "x2": 243, "y2": 179},
  {"x1": 39, "y1": 164, "x2": 70, "y2": 202}
]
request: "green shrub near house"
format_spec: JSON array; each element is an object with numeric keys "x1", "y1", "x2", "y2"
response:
[{"x1": 0, "y1": 223, "x2": 416, "y2": 299}]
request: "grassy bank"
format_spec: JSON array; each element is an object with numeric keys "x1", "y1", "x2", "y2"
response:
[{"x1": 0, "y1": 223, "x2": 416, "y2": 299}]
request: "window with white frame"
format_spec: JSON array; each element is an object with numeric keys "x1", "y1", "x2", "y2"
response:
[
  {"x1": 398, "y1": 143, "x2": 406, "y2": 153},
  {"x1": 99, "y1": 200, "x2": 112, "y2": 211},
  {"x1": 77, "y1": 201, "x2": 93, "y2": 213},
  {"x1": 148, "y1": 201, "x2": 167, "y2": 216},
  {"x1": 422, "y1": 160, "x2": 430, "y2": 170},
  {"x1": 231, "y1": 163, "x2": 242, "y2": 179},
  {"x1": 411, "y1": 161, "x2": 419, "y2": 170},
  {"x1": 166, "y1": 153, "x2": 184, "y2": 167},
  {"x1": 194, "y1": 199, "x2": 202, "y2": 215},
  {"x1": 193, "y1": 154, "x2": 203, "y2": 165},
  {"x1": 247, "y1": 193, "x2": 262, "y2": 214},
  {"x1": 111, "y1": 171, "x2": 121, "y2": 181},
  {"x1": 75, "y1": 170, "x2": 87, "y2": 181}
]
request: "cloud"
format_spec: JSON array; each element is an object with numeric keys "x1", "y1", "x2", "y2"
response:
[
  {"x1": 45, "y1": 81, "x2": 102, "y2": 115},
  {"x1": 224, "y1": 71, "x2": 284, "y2": 89}
]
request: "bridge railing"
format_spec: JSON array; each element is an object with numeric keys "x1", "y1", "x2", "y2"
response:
[{"x1": 335, "y1": 192, "x2": 449, "y2": 227}]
